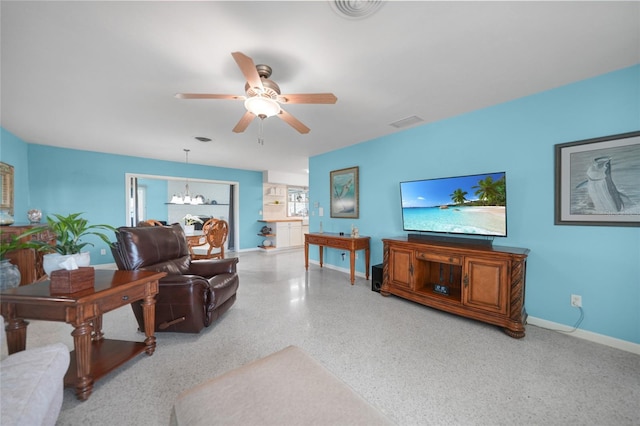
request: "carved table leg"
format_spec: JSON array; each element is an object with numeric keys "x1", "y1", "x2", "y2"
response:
[
  {"x1": 141, "y1": 294, "x2": 156, "y2": 355},
  {"x1": 71, "y1": 322, "x2": 94, "y2": 400},
  {"x1": 91, "y1": 315, "x2": 104, "y2": 341},
  {"x1": 4, "y1": 316, "x2": 29, "y2": 354}
]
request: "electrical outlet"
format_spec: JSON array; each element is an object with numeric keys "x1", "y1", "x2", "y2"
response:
[
  {"x1": 571, "y1": 294, "x2": 582, "y2": 308},
  {"x1": 341, "y1": 252, "x2": 345, "y2": 261},
  {"x1": 100, "y1": 249, "x2": 106, "y2": 255}
]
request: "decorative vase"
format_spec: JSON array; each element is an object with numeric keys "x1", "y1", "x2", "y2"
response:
[
  {"x1": 27, "y1": 209, "x2": 42, "y2": 224},
  {"x1": 0, "y1": 210, "x2": 14, "y2": 226},
  {"x1": 43, "y1": 252, "x2": 91, "y2": 276},
  {"x1": 0, "y1": 259, "x2": 21, "y2": 290},
  {"x1": 184, "y1": 224, "x2": 195, "y2": 235}
]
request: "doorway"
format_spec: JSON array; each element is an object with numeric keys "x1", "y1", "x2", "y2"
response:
[{"x1": 125, "y1": 173, "x2": 240, "y2": 252}]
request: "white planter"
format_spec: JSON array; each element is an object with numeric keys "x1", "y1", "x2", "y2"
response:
[{"x1": 43, "y1": 252, "x2": 91, "y2": 276}]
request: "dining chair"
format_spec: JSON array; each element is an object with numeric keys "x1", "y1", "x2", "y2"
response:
[{"x1": 190, "y1": 219, "x2": 229, "y2": 260}]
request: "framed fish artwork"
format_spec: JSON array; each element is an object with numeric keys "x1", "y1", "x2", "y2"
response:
[
  {"x1": 330, "y1": 166, "x2": 359, "y2": 218},
  {"x1": 555, "y1": 131, "x2": 640, "y2": 226}
]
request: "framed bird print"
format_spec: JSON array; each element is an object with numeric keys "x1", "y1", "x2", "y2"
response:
[
  {"x1": 330, "y1": 166, "x2": 359, "y2": 218},
  {"x1": 554, "y1": 131, "x2": 640, "y2": 226}
]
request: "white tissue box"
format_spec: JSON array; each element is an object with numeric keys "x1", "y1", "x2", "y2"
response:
[{"x1": 50, "y1": 267, "x2": 95, "y2": 294}]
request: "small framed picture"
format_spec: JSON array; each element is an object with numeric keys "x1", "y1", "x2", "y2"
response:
[
  {"x1": 554, "y1": 131, "x2": 640, "y2": 226},
  {"x1": 0, "y1": 162, "x2": 14, "y2": 215},
  {"x1": 330, "y1": 166, "x2": 359, "y2": 218}
]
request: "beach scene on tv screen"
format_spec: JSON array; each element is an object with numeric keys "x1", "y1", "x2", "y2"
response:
[{"x1": 401, "y1": 172, "x2": 507, "y2": 236}]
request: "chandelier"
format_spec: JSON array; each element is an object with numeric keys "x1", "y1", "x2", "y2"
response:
[{"x1": 170, "y1": 149, "x2": 204, "y2": 205}]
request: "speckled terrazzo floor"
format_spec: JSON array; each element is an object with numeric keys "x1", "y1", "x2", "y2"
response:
[{"x1": 14, "y1": 249, "x2": 640, "y2": 425}]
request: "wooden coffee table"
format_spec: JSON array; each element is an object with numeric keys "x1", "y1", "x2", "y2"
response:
[{"x1": 1, "y1": 269, "x2": 166, "y2": 400}]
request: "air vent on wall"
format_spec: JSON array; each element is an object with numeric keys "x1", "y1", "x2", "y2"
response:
[
  {"x1": 330, "y1": 0, "x2": 384, "y2": 19},
  {"x1": 389, "y1": 115, "x2": 424, "y2": 129}
]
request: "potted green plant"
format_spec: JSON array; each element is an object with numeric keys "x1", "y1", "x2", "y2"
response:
[{"x1": 28, "y1": 212, "x2": 116, "y2": 275}]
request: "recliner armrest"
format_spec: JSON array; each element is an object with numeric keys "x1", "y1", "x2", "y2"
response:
[
  {"x1": 158, "y1": 274, "x2": 211, "y2": 287},
  {"x1": 188, "y1": 257, "x2": 238, "y2": 277}
]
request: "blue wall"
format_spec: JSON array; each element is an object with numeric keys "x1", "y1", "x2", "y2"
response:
[
  {"x1": 0, "y1": 135, "x2": 265, "y2": 261},
  {"x1": 138, "y1": 178, "x2": 169, "y2": 223},
  {"x1": 309, "y1": 65, "x2": 640, "y2": 344}
]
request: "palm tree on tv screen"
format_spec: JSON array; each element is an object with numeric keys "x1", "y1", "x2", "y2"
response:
[
  {"x1": 450, "y1": 188, "x2": 468, "y2": 205},
  {"x1": 472, "y1": 176, "x2": 506, "y2": 206}
]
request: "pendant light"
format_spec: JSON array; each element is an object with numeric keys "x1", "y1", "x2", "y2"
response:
[{"x1": 169, "y1": 149, "x2": 204, "y2": 205}]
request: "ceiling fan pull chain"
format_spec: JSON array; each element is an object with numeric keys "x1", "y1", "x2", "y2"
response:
[{"x1": 258, "y1": 117, "x2": 265, "y2": 145}]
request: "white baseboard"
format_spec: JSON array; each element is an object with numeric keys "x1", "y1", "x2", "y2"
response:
[
  {"x1": 306, "y1": 260, "x2": 367, "y2": 278},
  {"x1": 527, "y1": 316, "x2": 640, "y2": 355}
]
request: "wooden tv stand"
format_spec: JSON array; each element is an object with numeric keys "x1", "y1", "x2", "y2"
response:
[{"x1": 381, "y1": 236, "x2": 529, "y2": 338}]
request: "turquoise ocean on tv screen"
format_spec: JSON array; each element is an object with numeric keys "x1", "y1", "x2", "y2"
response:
[{"x1": 402, "y1": 206, "x2": 506, "y2": 236}]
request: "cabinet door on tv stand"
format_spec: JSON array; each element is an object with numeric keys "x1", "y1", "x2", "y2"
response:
[
  {"x1": 387, "y1": 246, "x2": 413, "y2": 290},
  {"x1": 462, "y1": 256, "x2": 509, "y2": 316}
]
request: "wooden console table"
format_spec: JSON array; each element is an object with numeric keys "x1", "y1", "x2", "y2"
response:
[
  {"x1": 304, "y1": 233, "x2": 370, "y2": 285},
  {"x1": 1, "y1": 269, "x2": 166, "y2": 400}
]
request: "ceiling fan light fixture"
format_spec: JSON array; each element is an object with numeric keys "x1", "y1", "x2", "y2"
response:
[{"x1": 244, "y1": 96, "x2": 281, "y2": 118}]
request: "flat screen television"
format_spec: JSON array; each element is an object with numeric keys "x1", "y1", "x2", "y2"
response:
[{"x1": 400, "y1": 171, "x2": 507, "y2": 237}]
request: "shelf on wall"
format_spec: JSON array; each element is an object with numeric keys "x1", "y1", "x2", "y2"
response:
[{"x1": 165, "y1": 203, "x2": 230, "y2": 205}]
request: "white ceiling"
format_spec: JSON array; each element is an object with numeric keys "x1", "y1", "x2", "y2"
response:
[{"x1": 2, "y1": 1, "x2": 639, "y2": 177}]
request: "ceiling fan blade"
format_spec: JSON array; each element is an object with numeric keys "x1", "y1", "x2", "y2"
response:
[
  {"x1": 277, "y1": 93, "x2": 338, "y2": 104},
  {"x1": 278, "y1": 108, "x2": 310, "y2": 134},
  {"x1": 232, "y1": 111, "x2": 255, "y2": 133},
  {"x1": 175, "y1": 93, "x2": 244, "y2": 100},
  {"x1": 231, "y1": 52, "x2": 264, "y2": 91}
]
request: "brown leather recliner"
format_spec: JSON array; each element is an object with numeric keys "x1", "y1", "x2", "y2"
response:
[{"x1": 111, "y1": 224, "x2": 239, "y2": 333}]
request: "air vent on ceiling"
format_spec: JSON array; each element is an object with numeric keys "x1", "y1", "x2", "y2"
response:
[
  {"x1": 195, "y1": 137, "x2": 212, "y2": 142},
  {"x1": 330, "y1": 0, "x2": 384, "y2": 19},
  {"x1": 389, "y1": 115, "x2": 424, "y2": 129}
]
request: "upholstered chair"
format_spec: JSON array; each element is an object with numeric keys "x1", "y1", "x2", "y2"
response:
[{"x1": 111, "y1": 224, "x2": 239, "y2": 333}]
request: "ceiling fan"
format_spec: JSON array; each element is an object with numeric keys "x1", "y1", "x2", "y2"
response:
[{"x1": 176, "y1": 52, "x2": 337, "y2": 134}]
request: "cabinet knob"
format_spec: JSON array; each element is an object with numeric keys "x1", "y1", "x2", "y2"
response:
[
  {"x1": 463, "y1": 275, "x2": 469, "y2": 287},
  {"x1": 122, "y1": 295, "x2": 129, "y2": 301}
]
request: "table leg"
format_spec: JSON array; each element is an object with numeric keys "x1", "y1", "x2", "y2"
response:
[
  {"x1": 304, "y1": 243, "x2": 309, "y2": 270},
  {"x1": 365, "y1": 247, "x2": 370, "y2": 280},
  {"x1": 4, "y1": 315, "x2": 28, "y2": 354},
  {"x1": 349, "y1": 250, "x2": 356, "y2": 285},
  {"x1": 319, "y1": 245, "x2": 324, "y2": 268},
  {"x1": 71, "y1": 321, "x2": 93, "y2": 401},
  {"x1": 91, "y1": 315, "x2": 104, "y2": 341},
  {"x1": 141, "y1": 293, "x2": 156, "y2": 355}
]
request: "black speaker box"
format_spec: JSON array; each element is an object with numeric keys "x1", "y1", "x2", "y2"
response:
[{"x1": 371, "y1": 263, "x2": 383, "y2": 292}]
